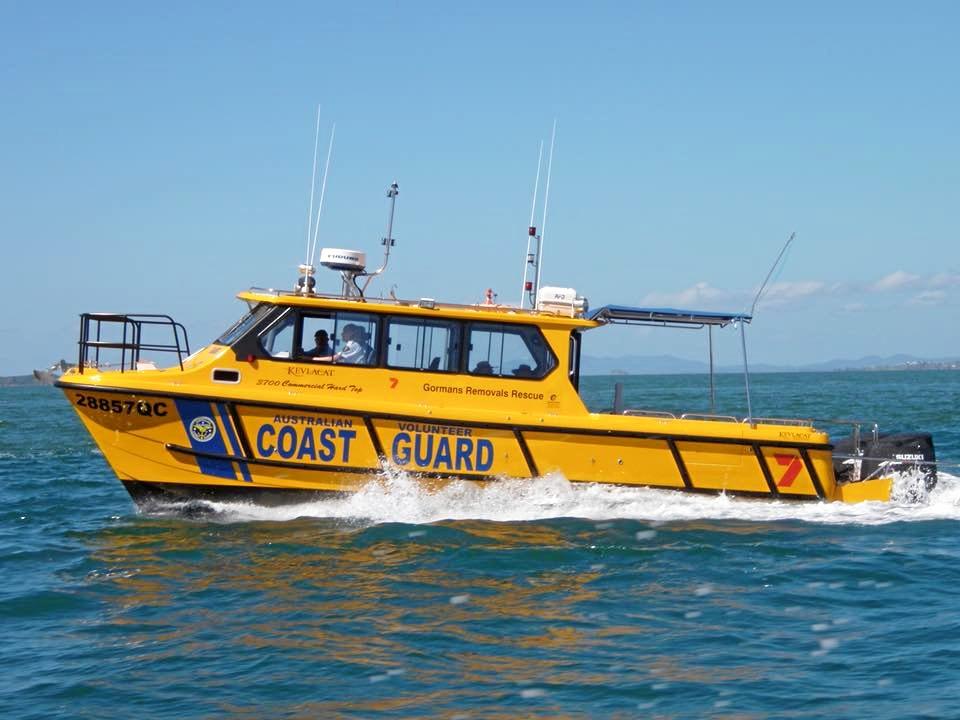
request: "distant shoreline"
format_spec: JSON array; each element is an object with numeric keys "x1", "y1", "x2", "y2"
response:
[{"x1": 0, "y1": 375, "x2": 46, "y2": 387}]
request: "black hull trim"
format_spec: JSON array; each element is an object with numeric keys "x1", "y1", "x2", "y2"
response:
[
  {"x1": 123, "y1": 475, "x2": 825, "y2": 511},
  {"x1": 122, "y1": 480, "x2": 346, "y2": 508}
]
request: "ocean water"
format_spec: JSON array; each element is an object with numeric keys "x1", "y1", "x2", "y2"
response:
[{"x1": 2, "y1": 371, "x2": 959, "y2": 719}]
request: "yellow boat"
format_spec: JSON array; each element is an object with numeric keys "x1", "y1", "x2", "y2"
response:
[{"x1": 58, "y1": 183, "x2": 936, "y2": 507}]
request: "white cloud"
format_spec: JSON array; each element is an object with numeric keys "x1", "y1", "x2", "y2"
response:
[
  {"x1": 759, "y1": 280, "x2": 827, "y2": 305},
  {"x1": 870, "y1": 271, "x2": 921, "y2": 292},
  {"x1": 640, "y1": 281, "x2": 732, "y2": 308},
  {"x1": 644, "y1": 270, "x2": 955, "y2": 315},
  {"x1": 927, "y1": 272, "x2": 960, "y2": 289},
  {"x1": 908, "y1": 290, "x2": 947, "y2": 306}
]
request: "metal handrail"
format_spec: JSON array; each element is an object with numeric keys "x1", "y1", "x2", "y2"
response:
[
  {"x1": 814, "y1": 419, "x2": 880, "y2": 447},
  {"x1": 681, "y1": 413, "x2": 739, "y2": 423},
  {"x1": 621, "y1": 409, "x2": 678, "y2": 419},
  {"x1": 78, "y1": 313, "x2": 191, "y2": 373},
  {"x1": 745, "y1": 416, "x2": 815, "y2": 428}
]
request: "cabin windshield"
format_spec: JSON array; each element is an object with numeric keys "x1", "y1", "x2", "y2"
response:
[{"x1": 215, "y1": 303, "x2": 273, "y2": 347}]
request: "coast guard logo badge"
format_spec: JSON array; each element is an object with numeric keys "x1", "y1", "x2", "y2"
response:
[{"x1": 189, "y1": 416, "x2": 217, "y2": 443}]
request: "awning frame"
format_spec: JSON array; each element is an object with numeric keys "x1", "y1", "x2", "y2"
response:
[{"x1": 588, "y1": 304, "x2": 757, "y2": 420}]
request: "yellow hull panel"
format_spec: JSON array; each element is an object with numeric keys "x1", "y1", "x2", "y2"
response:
[
  {"x1": 523, "y1": 432, "x2": 686, "y2": 488},
  {"x1": 62, "y1": 381, "x2": 883, "y2": 504}
]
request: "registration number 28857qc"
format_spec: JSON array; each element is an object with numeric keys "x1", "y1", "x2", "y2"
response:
[{"x1": 74, "y1": 394, "x2": 168, "y2": 417}]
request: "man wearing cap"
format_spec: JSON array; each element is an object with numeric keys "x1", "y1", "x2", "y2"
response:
[{"x1": 305, "y1": 329, "x2": 332, "y2": 360}]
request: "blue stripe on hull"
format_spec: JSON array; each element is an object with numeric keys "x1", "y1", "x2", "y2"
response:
[
  {"x1": 174, "y1": 398, "x2": 236, "y2": 480},
  {"x1": 216, "y1": 403, "x2": 252, "y2": 482}
]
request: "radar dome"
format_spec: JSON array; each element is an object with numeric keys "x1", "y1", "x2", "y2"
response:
[{"x1": 319, "y1": 248, "x2": 366, "y2": 272}]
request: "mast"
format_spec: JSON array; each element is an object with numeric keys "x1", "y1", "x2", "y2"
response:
[{"x1": 360, "y1": 181, "x2": 400, "y2": 294}]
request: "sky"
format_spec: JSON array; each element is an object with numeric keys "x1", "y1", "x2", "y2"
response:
[{"x1": 1, "y1": 1, "x2": 958, "y2": 374}]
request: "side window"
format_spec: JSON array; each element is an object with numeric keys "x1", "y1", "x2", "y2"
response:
[
  {"x1": 258, "y1": 311, "x2": 296, "y2": 358},
  {"x1": 467, "y1": 322, "x2": 556, "y2": 379},
  {"x1": 258, "y1": 310, "x2": 379, "y2": 366},
  {"x1": 387, "y1": 317, "x2": 462, "y2": 372},
  {"x1": 297, "y1": 311, "x2": 380, "y2": 366},
  {"x1": 569, "y1": 330, "x2": 581, "y2": 391}
]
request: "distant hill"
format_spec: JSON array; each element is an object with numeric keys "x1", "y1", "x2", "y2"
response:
[{"x1": 581, "y1": 353, "x2": 960, "y2": 375}]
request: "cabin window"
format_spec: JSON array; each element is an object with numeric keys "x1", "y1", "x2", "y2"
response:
[
  {"x1": 215, "y1": 303, "x2": 273, "y2": 346},
  {"x1": 466, "y1": 322, "x2": 556, "y2": 379},
  {"x1": 257, "y1": 310, "x2": 297, "y2": 359},
  {"x1": 386, "y1": 317, "x2": 462, "y2": 372},
  {"x1": 296, "y1": 311, "x2": 380, "y2": 366}
]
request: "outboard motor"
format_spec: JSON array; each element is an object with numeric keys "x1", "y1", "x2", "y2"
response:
[{"x1": 833, "y1": 432, "x2": 937, "y2": 491}]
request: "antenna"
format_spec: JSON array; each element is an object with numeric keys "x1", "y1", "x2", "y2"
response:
[
  {"x1": 308, "y1": 123, "x2": 336, "y2": 269},
  {"x1": 304, "y1": 104, "x2": 322, "y2": 269},
  {"x1": 299, "y1": 105, "x2": 323, "y2": 293},
  {"x1": 739, "y1": 231, "x2": 795, "y2": 424},
  {"x1": 533, "y1": 119, "x2": 557, "y2": 307},
  {"x1": 749, "y1": 231, "x2": 796, "y2": 316},
  {"x1": 520, "y1": 141, "x2": 544, "y2": 309}
]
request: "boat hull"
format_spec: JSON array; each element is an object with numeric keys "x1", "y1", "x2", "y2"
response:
[{"x1": 61, "y1": 383, "x2": 891, "y2": 505}]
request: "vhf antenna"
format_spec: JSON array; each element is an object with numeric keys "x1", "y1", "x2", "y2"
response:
[
  {"x1": 750, "y1": 232, "x2": 796, "y2": 316},
  {"x1": 534, "y1": 119, "x2": 557, "y2": 308},
  {"x1": 300, "y1": 104, "x2": 323, "y2": 293},
  {"x1": 299, "y1": 118, "x2": 336, "y2": 294},
  {"x1": 739, "y1": 231, "x2": 796, "y2": 423},
  {"x1": 520, "y1": 141, "x2": 544, "y2": 309},
  {"x1": 520, "y1": 120, "x2": 557, "y2": 309},
  {"x1": 308, "y1": 124, "x2": 336, "y2": 268}
]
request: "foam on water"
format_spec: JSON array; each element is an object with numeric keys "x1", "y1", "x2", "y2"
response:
[{"x1": 161, "y1": 467, "x2": 960, "y2": 526}]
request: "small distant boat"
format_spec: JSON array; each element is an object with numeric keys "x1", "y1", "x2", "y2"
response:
[{"x1": 33, "y1": 360, "x2": 72, "y2": 385}]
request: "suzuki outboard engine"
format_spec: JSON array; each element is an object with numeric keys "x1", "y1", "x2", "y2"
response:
[{"x1": 833, "y1": 432, "x2": 937, "y2": 491}]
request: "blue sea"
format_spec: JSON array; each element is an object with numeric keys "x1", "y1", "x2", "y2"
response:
[{"x1": 2, "y1": 371, "x2": 959, "y2": 719}]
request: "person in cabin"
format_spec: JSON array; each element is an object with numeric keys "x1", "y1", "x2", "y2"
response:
[
  {"x1": 305, "y1": 330, "x2": 332, "y2": 360},
  {"x1": 473, "y1": 360, "x2": 494, "y2": 375},
  {"x1": 335, "y1": 324, "x2": 373, "y2": 365}
]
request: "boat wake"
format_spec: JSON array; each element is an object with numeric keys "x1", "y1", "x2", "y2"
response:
[{"x1": 146, "y1": 467, "x2": 960, "y2": 526}]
